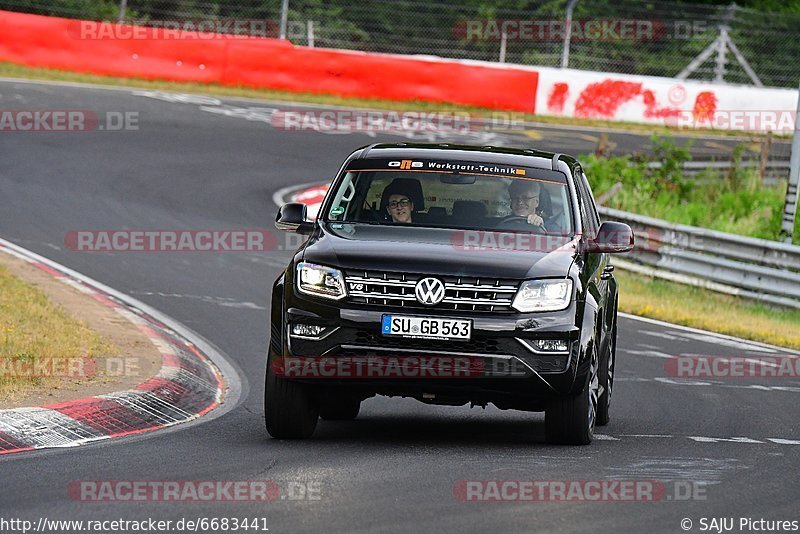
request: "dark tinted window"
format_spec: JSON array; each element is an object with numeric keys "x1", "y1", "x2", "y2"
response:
[
  {"x1": 323, "y1": 160, "x2": 575, "y2": 235},
  {"x1": 573, "y1": 169, "x2": 599, "y2": 237}
]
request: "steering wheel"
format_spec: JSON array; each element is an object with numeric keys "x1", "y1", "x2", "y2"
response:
[{"x1": 496, "y1": 215, "x2": 547, "y2": 233}]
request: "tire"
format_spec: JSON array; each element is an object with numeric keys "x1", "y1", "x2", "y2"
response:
[
  {"x1": 596, "y1": 317, "x2": 617, "y2": 427},
  {"x1": 264, "y1": 318, "x2": 318, "y2": 439},
  {"x1": 319, "y1": 397, "x2": 361, "y2": 421},
  {"x1": 545, "y1": 345, "x2": 598, "y2": 445}
]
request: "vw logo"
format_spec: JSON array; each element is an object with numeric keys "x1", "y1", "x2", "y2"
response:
[{"x1": 415, "y1": 277, "x2": 445, "y2": 306}]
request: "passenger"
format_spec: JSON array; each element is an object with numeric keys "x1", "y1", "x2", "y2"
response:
[
  {"x1": 382, "y1": 182, "x2": 415, "y2": 223},
  {"x1": 386, "y1": 193, "x2": 413, "y2": 223}
]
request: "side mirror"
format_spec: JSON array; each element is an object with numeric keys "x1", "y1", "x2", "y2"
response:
[
  {"x1": 276, "y1": 202, "x2": 314, "y2": 233},
  {"x1": 587, "y1": 221, "x2": 634, "y2": 253}
]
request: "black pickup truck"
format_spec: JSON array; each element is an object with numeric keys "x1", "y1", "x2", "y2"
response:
[{"x1": 266, "y1": 143, "x2": 633, "y2": 445}]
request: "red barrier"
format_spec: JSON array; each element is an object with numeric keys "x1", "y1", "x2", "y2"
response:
[
  {"x1": 0, "y1": 15, "x2": 226, "y2": 83},
  {"x1": 0, "y1": 11, "x2": 538, "y2": 112}
]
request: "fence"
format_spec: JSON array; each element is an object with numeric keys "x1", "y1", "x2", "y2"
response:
[
  {"x1": 1, "y1": 0, "x2": 799, "y2": 89},
  {"x1": 599, "y1": 206, "x2": 800, "y2": 309}
]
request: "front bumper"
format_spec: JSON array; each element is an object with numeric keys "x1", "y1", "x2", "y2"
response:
[{"x1": 278, "y1": 285, "x2": 588, "y2": 401}]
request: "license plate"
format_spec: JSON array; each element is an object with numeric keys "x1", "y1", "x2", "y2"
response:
[{"x1": 381, "y1": 315, "x2": 472, "y2": 341}]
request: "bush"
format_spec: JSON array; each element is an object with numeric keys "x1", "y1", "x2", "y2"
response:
[{"x1": 583, "y1": 135, "x2": 799, "y2": 241}]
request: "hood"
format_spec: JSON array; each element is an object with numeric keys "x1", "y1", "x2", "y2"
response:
[{"x1": 302, "y1": 223, "x2": 578, "y2": 279}]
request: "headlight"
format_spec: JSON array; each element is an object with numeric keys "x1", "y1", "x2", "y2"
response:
[
  {"x1": 297, "y1": 262, "x2": 347, "y2": 300},
  {"x1": 512, "y1": 279, "x2": 573, "y2": 312}
]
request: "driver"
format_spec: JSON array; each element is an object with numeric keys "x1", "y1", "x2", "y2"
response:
[{"x1": 508, "y1": 180, "x2": 545, "y2": 228}]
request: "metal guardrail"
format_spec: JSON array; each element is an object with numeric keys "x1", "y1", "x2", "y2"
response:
[
  {"x1": 646, "y1": 159, "x2": 790, "y2": 186},
  {"x1": 599, "y1": 206, "x2": 800, "y2": 309}
]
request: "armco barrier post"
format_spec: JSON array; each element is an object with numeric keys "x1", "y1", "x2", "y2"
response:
[{"x1": 783, "y1": 81, "x2": 800, "y2": 243}]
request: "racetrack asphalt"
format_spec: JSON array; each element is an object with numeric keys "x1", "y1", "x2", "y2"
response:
[{"x1": 0, "y1": 79, "x2": 798, "y2": 533}]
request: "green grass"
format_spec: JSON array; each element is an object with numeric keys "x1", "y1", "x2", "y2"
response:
[
  {"x1": 0, "y1": 61, "x2": 779, "y2": 139},
  {"x1": 617, "y1": 270, "x2": 800, "y2": 349},
  {"x1": 0, "y1": 265, "x2": 116, "y2": 400}
]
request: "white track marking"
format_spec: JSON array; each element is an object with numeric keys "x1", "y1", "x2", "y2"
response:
[
  {"x1": 595, "y1": 434, "x2": 800, "y2": 445},
  {"x1": 621, "y1": 313, "x2": 797, "y2": 355},
  {"x1": 619, "y1": 434, "x2": 674, "y2": 438},
  {"x1": 688, "y1": 436, "x2": 765, "y2": 444},
  {"x1": 653, "y1": 377, "x2": 713, "y2": 386},
  {"x1": 620, "y1": 349, "x2": 675, "y2": 359},
  {"x1": 638, "y1": 330, "x2": 680, "y2": 341},
  {"x1": 129, "y1": 290, "x2": 266, "y2": 310},
  {"x1": 674, "y1": 332, "x2": 777, "y2": 353},
  {"x1": 721, "y1": 384, "x2": 800, "y2": 392},
  {"x1": 0, "y1": 408, "x2": 103, "y2": 448}
]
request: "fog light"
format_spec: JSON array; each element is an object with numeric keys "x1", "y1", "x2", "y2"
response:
[
  {"x1": 292, "y1": 324, "x2": 326, "y2": 337},
  {"x1": 533, "y1": 339, "x2": 569, "y2": 352}
]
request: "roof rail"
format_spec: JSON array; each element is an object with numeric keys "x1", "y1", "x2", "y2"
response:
[
  {"x1": 359, "y1": 143, "x2": 381, "y2": 159},
  {"x1": 551, "y1": 153, "x2": 562, "y2": 171}
]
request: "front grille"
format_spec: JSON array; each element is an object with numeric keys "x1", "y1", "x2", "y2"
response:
[
  {"x1": 345, "y1": 270, "x2": 519, "y2": 313},
  {"x1": 352, "y1": 330, "x2": 569, "y2": 372},
  {"x1": 353, "y1": 329, "x2": 504, "y2": 354}
]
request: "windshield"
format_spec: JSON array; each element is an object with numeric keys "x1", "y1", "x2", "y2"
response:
[{"x1": 322, "y1": 159, "x2": 574, "y2": 235}]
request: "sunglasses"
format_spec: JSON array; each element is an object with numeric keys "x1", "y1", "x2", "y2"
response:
[
  {"x1": 511, "y1": 195, "x2": 539, "y2": 203},
  {"x1": 387, "y1": 199, "x2": 411, "y2": 209}
]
